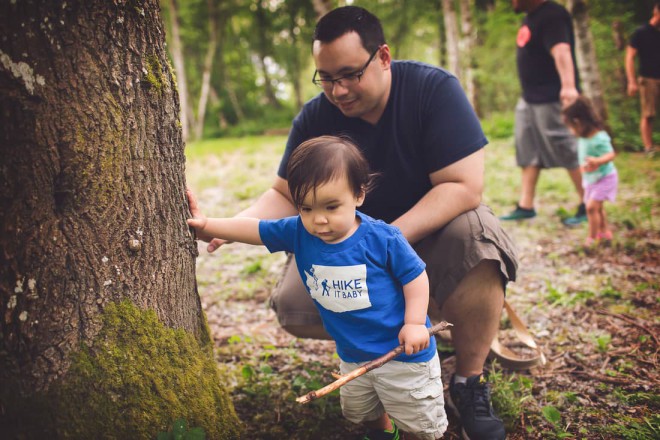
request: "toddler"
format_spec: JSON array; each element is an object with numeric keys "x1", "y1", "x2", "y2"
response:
[
  {"x1": 563, "y1": 97, "x2": 618, "y2": 246},
  {"x1": 187, "y1": 136, "x2": 447, "y2": 439}
]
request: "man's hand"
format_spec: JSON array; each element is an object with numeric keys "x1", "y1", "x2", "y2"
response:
[
  {"x1": 627, "y1": 80, "x2": 639, "y2": 97},
  {"x1": 186, "y1": 189, "x2": 228, "y2": 252},
  {"x1": 398, "y1": 324, "x2": 430, "y2": 355},
  {"x1": 559, "y1": 86, "x2": 579, "y2": 107}
]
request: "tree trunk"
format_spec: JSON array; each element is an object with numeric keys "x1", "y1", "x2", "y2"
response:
[
  {"x1": 459, "y1": 0, "x2": 479, "y2": 114},
  {"x1": 611, "y1": 20, "x2": 628, "y2": 94},
  {"x1": 194, "y1": 0, "x2": 220, "y2": 140},
  {"x1": 312, "y1": 0, "x2": 332, "y2": 19},
  {"x1": 255, "y1": 0, "x2": 281, "y2": 109},
  {"x1": 167, "y1": 0, "x2": 193, "y2": 141},
  {"x1": 436, "y1": 0, "x2": 447, "y2": 68},
  {"x1": 0, "y1": 0, "x2": 239, "y2": 436},
  {"x1": 568, "y1": 0, "x2": 608, "y2": 121},
  {"x1": 442, "y1": 0, "x2": 461, "y2": 78}
]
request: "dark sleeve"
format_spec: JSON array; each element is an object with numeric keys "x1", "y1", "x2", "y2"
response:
[
  {"x1": 629, "y1": 27, "x2": 641, "y2": 50},
  {"x1": 540, "y1": 9, "x2": 572, "y2": 52},
  {"x1": 419, "y1": 74, "x2": 487, "y2": 172}
]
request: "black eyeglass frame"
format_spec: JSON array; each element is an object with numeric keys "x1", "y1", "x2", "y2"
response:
[{"x1": 312, "y1": 46, "x2": 382, "y2": 88}]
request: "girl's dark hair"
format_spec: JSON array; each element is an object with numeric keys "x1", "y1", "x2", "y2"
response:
[
  {"x1": 313, "y1": 6, "x2": 385, "y2": 54},
  {"x1": 562, "y1": 96, "x2": 602, "y2": 137},
  {"x1": 287, "y1": 136, "x2": 377, "y2": 208}
]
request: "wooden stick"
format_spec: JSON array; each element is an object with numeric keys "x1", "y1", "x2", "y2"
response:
[{"x1": 296, "y1": 321, "x2": 452, "y2": 404}]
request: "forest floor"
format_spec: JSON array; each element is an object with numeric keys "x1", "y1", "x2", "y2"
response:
[{"x1": 186, "y1": 136, "x2": 659, "y2": 439}]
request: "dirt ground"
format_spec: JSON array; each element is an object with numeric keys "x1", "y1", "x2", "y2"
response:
[{"x1": 188, "y1": 147, "x2": 659, "y2": 439}]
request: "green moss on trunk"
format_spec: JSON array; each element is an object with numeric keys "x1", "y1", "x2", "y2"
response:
[{"x1": 1, "y1": 301, "x2": 242, "y2": 439}]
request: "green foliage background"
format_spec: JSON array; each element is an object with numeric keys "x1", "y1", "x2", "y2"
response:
[{"x1": 161, "y1": 0, "x2": 659, "y2": 149}]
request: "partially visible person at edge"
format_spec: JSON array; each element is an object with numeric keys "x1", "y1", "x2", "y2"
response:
[
  {"x1": 562, "y1": 97, "x2": 618, "y2": 247},
  {"x1": 188, "y1": 136, "x2": 448, "y2": 440},
  {"x1": 626, "y1": 1, "x2": 660, "y2": 156},
  {"x1": 500, "y1": 0, "x2": 587, "y2": 226},
  {"x1": 188, "y1": 6, "x2": 518, "y2": 440}
]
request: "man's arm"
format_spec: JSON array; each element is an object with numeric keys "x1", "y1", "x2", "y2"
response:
[
  {"x1": 391, "y1": 149, "x2": 483, "y2": 245},
  {"x1": 625, "y1": 46, "x2": 639, "y2": 97},
  {"x1": 550, "y1": 42, "x2": 579, "y2": 106}
]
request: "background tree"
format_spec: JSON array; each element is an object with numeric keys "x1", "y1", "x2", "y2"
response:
[
  {"x1": 0, "y1": 0, "x2": 240, "y2": 436},
  {"x1": 166, "y1": 0, "x2": 193, "y2": 140},
  {"x1": 194, "y1": 0, "x2": 223, "y2": 140},
  {"x1": 442, "y1": 0, "x2": 461, "y2": 78},
  {"x1": 568, "y1": 0, "x2": 607, "y2": 121},
  {"x1": 459, "y1": 0, "x2": 479, "y2": 113},
  {"x1": 156, "y1": 0, "x2": 654, "y2": 150}
]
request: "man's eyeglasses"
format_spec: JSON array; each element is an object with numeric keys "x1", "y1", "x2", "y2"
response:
[{"x1": 312, "y1": 46, "x2": 381, "y2": 89}]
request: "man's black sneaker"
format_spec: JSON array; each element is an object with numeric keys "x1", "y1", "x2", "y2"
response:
[
  {"x1": 362, "y1": 419, "x2": 400, "y2": 440},
  {"x1": 499, "y1": 204, "x2": 536, "y2": 221},
  {"x1": 447, "y1": 374, "x2": 505, "y2": 440},
  {"x1": 562, "y1": 202, "x2": 587, "y2": 226}
]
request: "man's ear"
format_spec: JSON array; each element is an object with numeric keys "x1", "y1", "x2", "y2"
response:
[{"x1": 378, "y1": 44, "x2": 392, "y2": 69}]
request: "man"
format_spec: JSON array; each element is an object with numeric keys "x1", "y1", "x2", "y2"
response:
[
  {"x1": 626, "y1": 1, "x2": 660, "y2": 156},
  {"x1": 500, "y1": 0, "x2": 586, "y2": 226},
  {"x1": 192, "y1": 6, "x2": 516, "y2": 439}
]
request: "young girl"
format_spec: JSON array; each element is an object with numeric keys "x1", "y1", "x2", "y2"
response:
[
  {"x1": 562, "y1": 97, "x2": 618, "y2": 246},
  {"x1": 187, "y1": 136, "x2": 447, "y2": 440}
]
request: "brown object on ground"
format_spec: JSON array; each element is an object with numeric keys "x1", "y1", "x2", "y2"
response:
[{"x1": 296, "y1": 321, "x2": 453, "y2": 404}]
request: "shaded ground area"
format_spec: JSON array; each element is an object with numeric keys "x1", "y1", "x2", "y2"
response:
[{"x1": 187, "y1": 140, "x2": 659, "y2": 439}]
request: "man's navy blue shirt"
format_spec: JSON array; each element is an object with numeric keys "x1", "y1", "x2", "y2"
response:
[{"x1": 279, "y1": 60, "x2": 487, "y2": 224}]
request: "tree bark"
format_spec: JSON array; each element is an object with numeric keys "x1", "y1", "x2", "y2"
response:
[
  {"x1": 0, "y1": 0, "x2": 202, "y2": 397},
  {"x1": 166, "y1": 0, "x2": 193, "y2": 141},
  {"x1": 442, "y1": 0, "x2": 461, "y2": 78},
  {"x1": 568, "y1": 0, "x2": 608, "y2": 121}
]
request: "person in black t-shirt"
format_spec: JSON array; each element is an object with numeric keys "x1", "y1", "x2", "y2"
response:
[
  {"x1": 626, "y1": 1, "x2": 660, "y2": 155},
  {"x1": 500, "y1": 0, "x2": 587, "y2": 226}
]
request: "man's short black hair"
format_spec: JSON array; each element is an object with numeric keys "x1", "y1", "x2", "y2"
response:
[{"x1": 313, "y1": 6, "x2": 385, "y2": 53}]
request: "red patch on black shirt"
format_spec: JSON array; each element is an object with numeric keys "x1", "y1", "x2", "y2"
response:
[{"x1": 517, "y1": 25, "x2": 531, "y2": 48}]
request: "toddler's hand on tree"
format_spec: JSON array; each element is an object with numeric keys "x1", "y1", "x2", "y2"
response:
[{"x1": 186, "y1": 189, "x2": 213, "y2": 242}]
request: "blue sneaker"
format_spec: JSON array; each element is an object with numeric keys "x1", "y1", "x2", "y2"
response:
[
  {"x1": 499, "y1": 204, "x2": 536, "y2": 221},
  {"x1": 448, "y1": 374, "x2": 506, "y2": 440},
  {"x1": 561, "y1": 203, "x2": 587, "y2": 226}
]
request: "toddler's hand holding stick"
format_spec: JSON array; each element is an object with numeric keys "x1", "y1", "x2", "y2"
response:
[{"x1": 296, "y1": 321, "x2": 452, "y2": 404}]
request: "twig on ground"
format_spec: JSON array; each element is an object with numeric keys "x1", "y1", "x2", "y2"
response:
[
  {"x1": 296, "y1": 321, "x2": 453, "y2": 404},
  {"x1": 595, "y1": 309, "x2": 659, "y2": 346},
  {"x1": 570, "y1": 370, "x2": 638, "y2": 386}
]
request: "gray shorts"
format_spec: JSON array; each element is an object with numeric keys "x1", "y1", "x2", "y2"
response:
[
  {"x1": 270, "y1": 204, "x2": 518, "y2": 329},
  {"x1": 514, "y1": 98, "x2": 579, "y2": 169},
  {"x1": 340, "y1": 353, "x2": 447, "y2": 439}
]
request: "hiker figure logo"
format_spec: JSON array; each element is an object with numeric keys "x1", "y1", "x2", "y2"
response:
[{"x1": 304, "y1": 264, "x2": 371, "y2": 313}]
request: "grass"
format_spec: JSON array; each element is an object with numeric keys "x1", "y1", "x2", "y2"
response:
[{"x1": 185, "y1": 135, "x2": 287, "y2": 160}]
